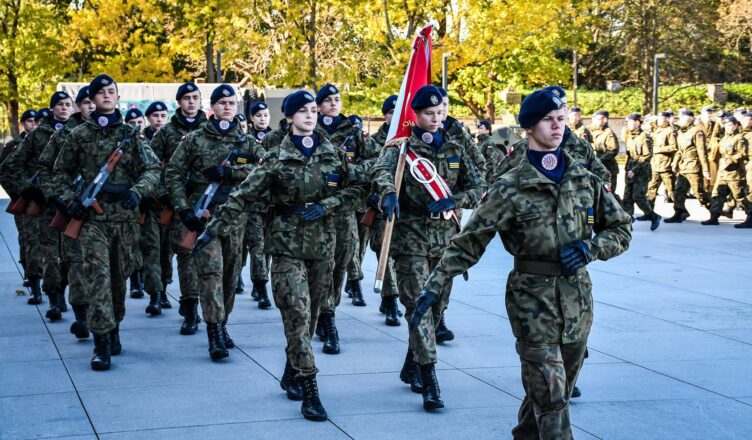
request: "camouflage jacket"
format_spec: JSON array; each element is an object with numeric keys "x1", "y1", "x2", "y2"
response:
[
  {"x1": 708, "y1": 121, "x2": 725, "y2": 161},
  {"x1": 650, "y1": 124, "x2": 678, "y2": 173},
  {"x1": 165, "y1": 118, "x2": 262, "y2": 213},
  {"x1": 1, "y1": 118, "x2": 62, "y2": 196},
  {"x1": 53, "y1": 113, "x2": 160, "y2": 223},
  {"x1": 38, "y1": 113, "x2": 87, "y2": 200},
  {"x1": 624, "y1": 129, "x2": 652, "y2": 177},
  {"x1": 0, "y1": 133, "x2": 25, "y2": 166},
  {"x1": 570, "y1": 121, "x2": 593, "y2": 144},
  {"x1": 150, "y1": 110, "x2": 208, "y2": 199},
  {"x1": 371, "y1": 129, "x2": 487, "y2": 258},
  {"x1": 488, "y1": 127, "x2": 611, "y2": 184},
  {"x1": 742, "y1": 128, "x2": 752, "y2": 162},
  {"x1": 477, "y1": 133, "x2": 505, "y2": 179},
  {"x1": 717, "y1": 133, "x2": 748, "y2": 181},
  {"x1": 369, "y1": 122, "x2": 389, "y2": 149},
  {"x1": 206, "y1": 131, "x2": 368, "y2": 260},
  {"x1": 142, "y1": 125, "x2": 158, "y2": 144},
  {"x1": 590, "y1": 125, "x2": 619, "y2": 163},
  {"x1": 423, "y1": 149, "x2": 631, "y2": 344},
  {"x1": 261, "y1": 125, "x2": 289, "y2": 151},
  {"x1": 444, "y1": 116, "x2": 487, "y2": 181},
  {"x1": 673, "y1": 125, "x2": 709, "y2": 176}
]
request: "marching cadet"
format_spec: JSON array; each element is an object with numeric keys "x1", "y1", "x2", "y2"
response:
[
  {"x1": 193, "y1": 90, "x2": 368, "y2": 421},
  {"x1": 0, "y1": 109, "x2": 37, "y2": 164},
  {"x1": 126, "y1": 107, "x2": 148, "y2": 301},
  {"x1": 149, "y1": 82, "x2": 208, "y2": 335},
  {"x1": 53, "y1": 74, "x2": 160, "y2": 371},
  {"x1": 623, "y1": 113, "x2": 661, "y2": 230},
  {"x1": 124, "y1": 108, "x2": 146, "y2": 131},
  {"x1": 165, "y1": 84, "x2": 263, "y2": 361},
  {"x1": 38, "y1": 86, "x2": 96, "y2": 338},
  {"x1": 143, "y1": 101, "x2": 169, "y2": 142},
  {"x1": 568, "y1": 107, "x2": 593, "y2": 143},
  {"x1": 702, "y1": 115, "x2": 752, "y2": 226},
  {"x1": 2, "y1": 91, "x2": 74, "y2": 314},
  {"x1": 372, "y1": 85, "x2": 486, "y2": 410},
  {"x1": 646, "y1": 112, "x2": 678, "y2": 210},
  {"x1": 737, "y1": 111, "x2": 752, "y2": 229},
  {"x1": 589, "y1": 110, "x2": 620, "y2": 196},
  {"x1": 696, "y1": 106, "x2": 718, "y2": 189},
  {"x1": 476, "y1": 119, "x2": 506, "y2": 179},
  {"x1": 35, "y1": 108, "x2": 51, "y2": 124},
  {"x1": 235, "y1": 113, "x2": 249, "y2": 134},
  {"x1": 665, "y1": 109, "x2": 711, "y2": 223},
  {"x1": 416, "y1": 88, "x2": 631, "y2": 435}
]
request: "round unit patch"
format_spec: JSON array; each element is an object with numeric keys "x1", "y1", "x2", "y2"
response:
[
  {"x1": 322, "y1": 116, "x2": 333, "y2": 125},
  {"x1": 54, "y1": 122, "x2": 64, "y2": 130},
  {"x1": 97, "y1": 116, "x2": 109, "y2": 127},
  {"x1": 218, "y1": 120, "x2": 230, "y2": 130},
  {"x1": 301, "y1": 136, "x2": 314, "y2": 148},
  {"x1": 257, "y1": 131, "x2": 266, "y2": 140},
  {"x1": 541, "y1": 153, "x2": 558, "y2": 170},
  {"x1": 421, "y1": 132, "x2": 434, "y2": 144}
]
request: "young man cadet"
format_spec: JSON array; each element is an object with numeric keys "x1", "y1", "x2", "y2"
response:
[
  {"x1": 589, "y1": 109, "x2": 620, "y2": 198},
  {"x1": 647, "y1": 111, "x2": 678, "y2": 209},
  {"x1": 567, "y1": 107, "x2": 593, "y2": 143},
  {"x1": 476, "y1": 119, "x2": 506, "y2": 179},
  {"x1": 622, "y1": 113, "x2": 661, "y2": 230}
]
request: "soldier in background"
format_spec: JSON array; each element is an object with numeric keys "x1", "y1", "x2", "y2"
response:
[
  {"x1": 124, "y1": 108, "x2": 145, "y2": 131},
  {"x1": 126, "y1": 105, "x2": 148, "y2": 300},
  {"x1": 476, "y1": 119, "x2": 506, "y2": 179},
  {"x1": 646, "y1": 112, "x2": 678, "y2": 212},
  {"x1": 696, "y1": 106, "x2": 718, "y2": 189},
  {"x1": 1, "y1": 110, "x2": 37, "y2": 164},
  {"x1": 568, "y1": 107, "x2": 593, "y2": 143},
  {"x1": 623, "y1": 113, "x2": 661, "y2": 230},
  {"x1": 589, "y1": 110, "x2": 620, "y2": 196},
  {"x1": 665, "y1": 109, "x2": 710, "y2": 223}
]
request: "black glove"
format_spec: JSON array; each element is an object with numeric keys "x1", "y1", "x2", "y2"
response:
[
  {"x1": 178, "y1": 208, "x2": 205, "y2": 232},
  {"x1": 559, "y1": 240, "x2": 593, "y2": 276},
  {"x1": 190, "y1": 229, "x2": 213, "y2": 256},
  {"x1": 50, "y1": 196, "x2": 67, "y2": 212},
  {"x1": 120, "y1": 191, "x2": 140, "y2": 210},
  {"x1": 67, "y1": 200, "x2": 89, "y2": 221},
  {"x1": 410, "y1": 290, "x2": 438, "y2": 329},
  {"x1": 366, "y1": 192, "x2": 380, "y2": 210},
  {"x1": 202, "y1": 165, "x2": 228, "y2": 182},
  {"x1": 381, "y1": 192, "x2": 400, "y2": 221},
  {"x1": 21, "y1": 187, "x2": 45, "y2": 205},
  {"x1": 302, "y1": 203, "x2": 326, "y2": 221},
  {"x1": 427, "y1": 197, "x2": 456, "y2": 214}
]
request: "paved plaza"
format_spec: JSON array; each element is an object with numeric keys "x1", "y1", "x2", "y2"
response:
[{"x1": 1, "y1": 194, "x2": 752, "y2": 440}]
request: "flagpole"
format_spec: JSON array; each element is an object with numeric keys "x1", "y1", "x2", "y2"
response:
[{"x1": 374, "y1": 140, "x2": 407, "y2": 293}]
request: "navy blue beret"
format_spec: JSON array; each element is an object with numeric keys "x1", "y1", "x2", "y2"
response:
[
  {"x1": 50, "y1": 91, "x2": 71, "y2": 108},
  {"x1": 36, "y1": 108, "x2": 51, "y2": 120},
  {"x1": 284, "y1": 90, "x2": 316, "y2": 117},
  {"x1": 176, "y1": 82, "x2": 199, "y2": 100},
  {"x1": 88, "y1": 74, "x2": 116, "y2": 99},
  {"x1": 410, "y1": 85, "x2": 443, "y2": 111},
  {"x1": 626, "y1": 113, "x2": 642, "y2": 121},
  {"x1": 281, "y1": 95, "x2": 289, "y2": 113},
  {"x1": 477, "y1": 119, "x2": 491, "y2": 130},
  {"x1": 701, "y1": 106, "x2": 714, "y2": 113},
  {"x1": 381, "y1": 95, "x2": 398, "y2": 114},
  {"x1": 543, "y1": 86, "x2": 567, "y2": 104},
  {"x1": 659, "y1": 111, "x2": 673, "y2": 118},
  {"x1": 315, "y1": 83, "x2": 340, "y2": 105},
  {"x1": 75, "y1": 87, "x2": 90, "y2": 104},
  {"x1": 569, "y1": 107, "x2": 582, "y2": 113},
  {"x1": 437, "y1": 87, "x2": 448, "y2": 98},
  {"x1": 678, "y1": 108, "x2": 694, "y2": 117},
  {"x1": 249, "y1": 101, "x2": 268, "y2": 116},
  {"x1": 518, "y1": 89, "x2": 566, "y2": 129},
  {"x1": 594, "y1": 109, "x2": 609, "y2": 117},
  {"x1": 125, "y1": 108, "x2": 144, "y2": 121},
  {"x1": 235, "y1": 113, "x2": 247, "y2": 122},
  {"x1": 145, "y1": 101, "x2": 167, "y2": 116},
  {"x1": 20, "y1": 110, "x2": 37, "y2": 122},
  {"x1": 210, "y1": 84, "x2": 236, "y2": 106}
]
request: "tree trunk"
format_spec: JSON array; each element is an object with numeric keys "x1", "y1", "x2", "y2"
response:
[
  {"x1": 308, "y1": 0, "x2": 317, "y2": 88},
  {"x1": 8, "y1": 71, "x2": 19, "y2": 138},
  {"x1": 206, "y1": 36, "x2": 215, "y2": 83}
]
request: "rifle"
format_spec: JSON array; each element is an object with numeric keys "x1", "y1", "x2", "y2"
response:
[
  {"x1": 63, "y1": 143, "x2": 127, "y2": 240},
  {"x1": 6, "y1": 171, "x2": 40, "y2": 216},
  {"x1": 374, "y1": 141, "x2": 408, "y2": 293},
  {"x1": 49, "y1": 175, "x2": 84, "y2": 231},
  {"x1": 158, "y1": 206, "x2": 174, "y2": 226},
  {"x1": 178, "y1": 149, "x2": 238, "y2": 250}
]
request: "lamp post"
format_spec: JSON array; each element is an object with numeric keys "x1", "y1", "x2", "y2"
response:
[
  {"x1": 442, "y1": 53, "x2": 452, "y2": 90},
  {"x1": 652, "y1": 53, "x2": 667, "y2": 114}
]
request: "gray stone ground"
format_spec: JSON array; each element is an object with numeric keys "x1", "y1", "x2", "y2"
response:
[{"x1": 1, "y1": 188, "x2": 752, "y2": 440}]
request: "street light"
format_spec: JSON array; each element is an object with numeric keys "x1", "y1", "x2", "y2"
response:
[
  {"x1": 652, "y1": 53, "x2": 667, "y2": 114},
  {"x1": 442, "y1": 53, "x2": 452, "y2": 90}
]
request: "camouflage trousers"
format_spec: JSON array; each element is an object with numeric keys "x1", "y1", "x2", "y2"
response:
[
  {"x1": 62, "y1": 235, "x2": 86, "y2": 306},
  {"x1": 346, "y1": 211, "x2": 368, "y2": 283},
  {"x1": 322, "y1": 212, "x2": 358, "y2": 313},
  {"x1": 512, "y1": 340, "x2": 588, "y2": 440},
  {"x1": 367, "y1": 215, "x2": 398, "y2": 298},
  {"x1": 602, "y1": 158, "x2": 620, "y2": 195},
  {"x1": 272, "y1": 255, "x2": 333, "y2": 378},
  {"x1": 196, "y1": 230, "x2": 242, "y2": 323},
  {"x1": 673, "y1": 172, "x2": 710, "y2": 215},
  {"x1": 711, "y1": 179, "x2": 752, "y2": 215},
  {"x1": 39, "y1": 208, "x2": 64, "y2": 292},
  {"x1": 13, "y1": 215, "x2": 25, "y2": 268},
  {"x1": 19, "y1": 213, "x2": 43, "y2": 278},
  {"x1": 80, "y1": 220, "x2": 138, "y2": 335},
  {"x1": 169, "y1": 219, "x2": 199, "y2": 301},
  {"x1": 136, "y1": 212, "x2": 164, "y2": 295},
  {"x1": 394, "y1": 255, "x2": 452, "y2": 365},
  {"x1": 242, "y1": 211, "x2": 270, "y2": 282},
  {"x1": 647, "y1": 170, "x2": 675, "y2": 203},
  {"x1": 623, "y1": 172, "x2": 654, "y2": 217},
  {"x1": 159, "y1": 224, "x2": 173, "y2": 288},
  {"x1": 707, "y1": 156, "x2": 719, "y2": 191}
]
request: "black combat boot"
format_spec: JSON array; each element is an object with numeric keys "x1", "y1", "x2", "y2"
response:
[
  {"x1": 635, "y1": 214, "x2": 651, "y2": 221},
  {"x1": 734, "y1": 214, "x2": 752, "y2": 229},
  {"x1": 399, "y1": 348, "x2": 423, "y2": 394},
  {"x1": 571, "y1": 385, "x2": 582, "y2": 398},
  {"x1": 251, "y1": 283, "x2": 260, "y2": 301},
  {"x1": 435, "y1": 316, "x2": 455, "y2": 343},
  {"x1": 235, "y1": 276, "x2": 244, "y2": 294},
  {"x1": 650, "y1": 213, "x2": 662, "y2": 231},
  {"x1": 320, "y1": 311, "x2": 340, "y2": 355},
  {"x1": 221, "y1": 319, "x2": 234, "y2": 348},
  {"x1": 344, "y1": 280, "x2": 353, "y2": 298},
  {"x1": 57, "y1": 288, "x2": 67, "y2": 312},
  {"x1": 109, "y1": 324, "x2": 121, "y2": 356},
  {"x1": 91, "y1": 333, "x2": 112, "y2": 371},
  {"x1": 179, "y1": 298, "x2": 200, "y2": 335},
  {"x1": 254, "y1": 281, "x2": 271, "y2": 309},
  {"x1": 45, "y1": 289, "x2": 62, "y2": 321},
  {"x1": 663, "y1": 212, "x2": 684, "y2": 223},
  {"x1": 206, "y1": 322, "x2": 229, "y2": 361},
  {"x1": 299, "y1": 374, "x2": 327, "y2": 421},
  {"x1": 145, "y1": 291, "x2": 162, "y2": 316},
  {"x1": 280, "y1": 360, "x2": 303, "y2": 401},
  {"x1": 158, "y1": 289, "x2": 172, "y2": 309},
  {"x1": 380, "y1": 295, "x2": 402, "y2": 326},
  {"x1": 721, "y1": 207, "x2": 735, "y2": 218},
  {"x1": 27, "y1": 277, "x2": 43, "y2": 305},
  {"x1": 70, "y1": 304, "x2": 90, "y2": 339},
  {"x1": 129, "y1": 271, "x2": 144, "y2": 299},
  {"x1": 419, "y1": 363, "x2": 444, "y2": 410},
  {"x1": 349, "y1": 280, "x2": 366, "y2": 307},
  {"x1": 701, "y1": 214, "x2": 720, "y2": 225}
]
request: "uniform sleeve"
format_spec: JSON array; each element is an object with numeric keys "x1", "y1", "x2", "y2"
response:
[
  {"x1": 37, "y1": 133, "x2": 63, "y2": 199},
  {"x1": 583, "y1": 143, "x2": 612, "y2": 183},
  {"x1": 695, "y1": 131, "x2": 709, "y2": 175},
  {"x1": 632, "y1": 134, "x2": 651, "y2": 175},
  {"x1": 1, "y1": 133, "x2": 34, "y2": 195},
  {"x1": 356, "y1": 131, "x2": 382, "y2": 178},
  {"x1": 599, "y1": 129, "x2": 619, "y2": 161},
  {"x1": 130, "y1": 134, "x2": 160, "y2": 199},
  {"x1": 488, "y1": 142, "x2": 524, "y2": 184},
  {"x1": 149, "y1": 129, "x2": 170, "y2": 199},
  {"x1": 53, "y1": 132, "x2": 82, "y2": 204},
  {"x1": 587, "y1": 178, "x2": 632, "y2": 261},
  {"x1": 228, "y1": 141, "x2": 260, "y2": 183},
  {"x1": 320, "y1": 152, "x2": 368, "y2": 213},
  {"x1": 371, "y1": 145, "x2": 401, "y2": 196},
  {"x1": 452, "y1": 146, "x2": 488, "y2": 209},
  {"x1": 164, "y1": 137, "x2": 192, "y2": 211},
  {"x1": 464, "y1": 132, "x2": 487, "y2": 181}
]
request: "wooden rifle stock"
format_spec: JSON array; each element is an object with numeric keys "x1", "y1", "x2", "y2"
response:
[
  {"x1": 158, "y1": 207, "x2": 174, "y2": 226},
  {"x1": 360, "y1": 208, "x2": 376, "y2": 227},
  {"x1": 49, "y1": 210, "x2": 68, "y2": 231},
  {"x1": 26, "y1": 201, "x2": 42, "y2": 217},
  {"x1": 374, "y1": 141, "x2": 407, "y2": 294},
  {"x1": 63, "y1": 200, "x2": 103, "y2": 240},
  {"x1": 7, "y1": 197, "x2": 28, "y2": 215},
  {"x1": 178, "y1": 211, "x2": 211, "y2": 250}
]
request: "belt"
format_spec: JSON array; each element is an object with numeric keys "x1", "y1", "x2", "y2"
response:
[
  {"x1": 514, "y1": 258, "x2": 562, "y2": 276},
  {"x1": 402, "y1": 205, "x2": 445, "y2": 220},
  {"x1": 274, "y1": 204, "x2": 312, "y2": 216}
]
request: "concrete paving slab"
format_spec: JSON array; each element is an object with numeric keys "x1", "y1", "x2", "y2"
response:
[
  {"x1": 0, "y1": 392, "x2": 94, "y2": 440},
  {"x1": 709, "y1": 328, "x2": 752, "y2": 344},
  {"x1": 0, "y1": 334, "x2": 60, "y2": 364},
  {"x1": 640, "y1": 359, "x2": 752, "y2": 398},
  {"x1": 0, "y1": 359, "x2": 74, "y2": 398}
]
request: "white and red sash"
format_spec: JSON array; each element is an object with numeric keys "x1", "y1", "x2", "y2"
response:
[{"x1": 405, "y1": 147, "x2": 460, "y2": 227}]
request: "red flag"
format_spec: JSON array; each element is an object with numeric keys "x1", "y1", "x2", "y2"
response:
[{"x1": 385, "y1": 24, "x2": 433, "y2": 146}]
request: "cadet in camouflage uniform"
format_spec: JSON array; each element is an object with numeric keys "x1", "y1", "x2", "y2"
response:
[
  {"x1": 476, "y1": 119, "x2": 506, "y2": 179},
  {"x1": 567, "y1": 107, "x2": 593, "y2": 143},
  {"x1": 373, "y1": 85, "x2": 486, "y2": 411},
  {"x1": 589, "y1": 110, "x2": 620, "y2": 195},
  {"x1": 737, "y1": 111, "x2": 752, "y2": 228},
  {"x1": 166, "y1": 84, "x2": 262, "y2": 361},
  {"x1": 647, "y1": 112, "x2": 678, "y2": 208},
  {"x1": 702, "y1": 115, "x2": 752, "y2": 226},
  {"x1": 665, "y1": 109, "x2": 711, "y2": 223},
  {"x1": 623, "y1": 113, "x2": 661, "y2": 230},
  {"x1": 2, "y1": 91, "x2": 74, "y2": 316},
  {"x1": 417, "y1": 88, "x2": 631, "y2": 435},
  {"x1": 0, "y1": 110, "x2": 36, "y2": 163},
  {"x1": 54, "y1": 74, "x2": 160, "y2": 371},
  {"x1": 124, "y1": 107, "x2": 148, "y2": 299},
  {"x1": 696, "y1": 106, "x2": 718, "y2": 189},
  {"x1": 194, "y1": 90, "x2": 367, "y2": 421},
  {"x1": 38, "y1": 87, "x2": 95, "y2": 338},
  {"x1": 149, "y1": 82, "x2": 208, "y2": 335}
]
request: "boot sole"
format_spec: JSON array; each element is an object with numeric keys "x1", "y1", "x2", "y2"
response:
[
  {"x1": 70, "y1": 324, "x2": 90, "y2": 339},
  {"x1": 258, "y1": 302, "x2": 272, "y2": 310},
  {"x1": 146, "y1": 306, "x2": 162, "y2": 316},
  {"x1": 436, "y1": 334, "x2": 454, "y2": 343},
  {"x1": 322, "y1": 346, "x2": 340, "y2": 355},
  {"x1": 352, "y1": 300, "x2": 366, "y2": 307},
  {"x1": 27, "y1": 298, "x2": 43, "y2": 305},
  {"x1": 210, "y1": 350, "x2": 229, "y2": 361},
  {"x1": 91, "y1": 361, "x2": 111, "y2": 371},
  {"x1": 180, "y1": 326, "x2": 198, "y2": 335},
  {"x1": 385, "y1": 318, "x2": 401, "y2": 326},
  {"x1": 423, "y1": 400, "x2": 445, "y2": 410},
  {"x1": 302, "y1": 410, "x2": 327, "y2": 422},
  {"x1": 46, "y1": 309, "x2": 62, "y2": 321}
]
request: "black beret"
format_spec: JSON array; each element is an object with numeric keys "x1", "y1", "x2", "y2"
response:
[
  {"x1": 437, "y1": 87, "x2": 448, "y2": 98},
  {"x1": 20, "y1": 110, "x2": 37, "y2": 122},
  {"x1": 626, "y1": 113, "x2": 642, "y2": 121},
  {"x1": 315, "y1": 83, "x2": 340, "y2": 105},
  {"x1": 75, "y1": 86, "x2": 90, "y2": 104},
  {"x1": 518, "y1": 89, "x2": 566, "y2": 129},
  {"x1": 569, "y1": 107, "x2": 582, "y2": 113},
  {"x1": 284, "y1": 90, "x2": 316, "y2": 117},
  {"x1": 176, "y1": 82, "x2": 199, "y2": 100},
  {"x1": 659, "y1": 111, "x2": 673, "y2": 118},
  {"x1": 210, "y1": 84, "x2": 236, "y2": 106},
  {"x1": 701, "y1": 106, "x2": 714, "y2": 113},
  {"x1": 594, "y1": 109, "x2": 609, "y2": 118},
  {"x1": 410, "y1": 85, "x2": 443, "y2": 111},
  {"x1": 723, "y1": 115, "x2": 739, "y2": 124},
  {"x1": 477, "y1": 119, "x2": 491, "y2": 130},
  {"x1": 88, "y1": 74, "x2": 116, "y2": 99},
  {"x1": 249, "y1": 101, "x2": 268, "y2": 116},
  {"x1": 381, "y1": 95, "x2": 398, "y2": 114},
  {"x1": 678, "y1": 108, "x2": 694, "y2": 117},
  {"x1": 125, "y1": 108, "x2": 144, "y2": 121},
  {"x1": 36, "y1": 108, "x2": 51, "y2": 120},
  {"x1": 50, "y1": 91, "x2": 71, "y2": 108},
  {"x1": 145, "y1": 101, "x2": 167, "y2": 116},
  {"x1": 235, "y1": 113, "x2": 247, "y2": 122}
]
